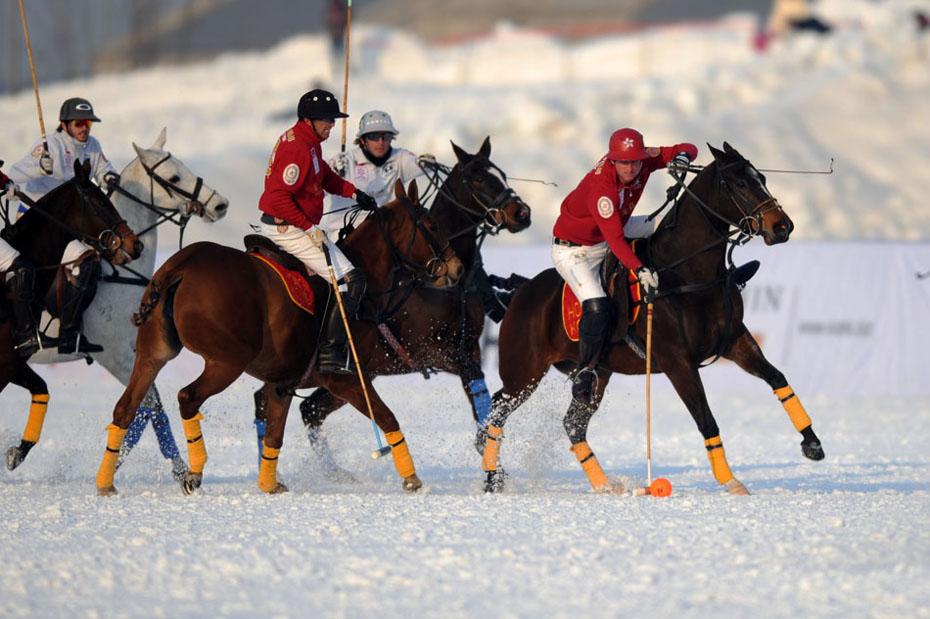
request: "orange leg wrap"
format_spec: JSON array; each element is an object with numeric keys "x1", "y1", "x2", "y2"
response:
[
  {"x1": 482, "y1": 425, "x2": 503, "y2": 472},
  {"x1": 257, "y1": 442, "x2": 280, "y2": 493},
  {"x1": 570, "y1": 441, "x2": 610, "y2": 490},
  {"x1": 705, "y1": 436, "x2": 735, "y2": 485},
  {"x1": 96, "y1": 424, "x2": 128, "y2": 490},
  {"x1": 22, "y1": 394, "x2": 50, "y2": 443},
  {"x1": 182, "y1": 413, "x2": 208, "y2": 473},
  {"x1": 386, "y1": 430, "x2": 416, "y2": 478},
  {"x1": 774, "y1": 385, "x2": 812, "y2": 432}
]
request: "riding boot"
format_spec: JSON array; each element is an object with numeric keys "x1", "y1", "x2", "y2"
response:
[
  {"x1": 318, "y1": 268, "x2": 367, "y2": 374},
  {"x1": 5, "y1": 257, "x2": 41, "y2": 357},
  {"x1": 57, "y1": 258, "x2": 104, "y2": 354},
  {"x1": 572, "y1": 297, "x2": 610, "y2": 404}
]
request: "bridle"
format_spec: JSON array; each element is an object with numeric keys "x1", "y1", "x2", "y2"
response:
[{"x1": 374, "y1": 197, "x2": 457, "y2": 281}]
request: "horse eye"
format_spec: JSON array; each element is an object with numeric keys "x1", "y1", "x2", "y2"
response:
[
  {"x1": 736, "y1": 181, "x2": 747, "y2": 188},
  {"x1": 169, "y1": 175, "x2": 181, "y2": 183}
]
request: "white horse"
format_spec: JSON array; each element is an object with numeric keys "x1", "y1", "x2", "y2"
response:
[{"x1": 6, "y1": 128, "x2": 229, "y2": 475}]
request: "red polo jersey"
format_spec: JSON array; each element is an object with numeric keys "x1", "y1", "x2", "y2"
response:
[
  {"x1": 259, "y1": 120, "x2": 356, "y2": 230},
  {"x1": 552, "y1": 142, "x2": 698, "y2": 272}
]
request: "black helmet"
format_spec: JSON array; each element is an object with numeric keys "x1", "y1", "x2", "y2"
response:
[
  {"x1": 297, "y1": 89, "x2": 348, "y2": 121},
  {"x1": 59, "y1": 97, "x2": 101, "y2": 122}
]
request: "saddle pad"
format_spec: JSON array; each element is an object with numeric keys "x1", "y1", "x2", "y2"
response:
[
  {"x1": 561, "y1": 272, "x2": 642, "y2": 342},
  {"x1": 250, "y1": 252, "x2": 315, "y2": 315}
]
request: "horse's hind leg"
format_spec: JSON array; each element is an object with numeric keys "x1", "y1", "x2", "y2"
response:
[
  {"x1": 296, "y1": 388, "x2": 356, "y2": 482},
  {"x1": 5, "y1": 364, "x2": 49, "y2": 471},
  {"x1": 481, "y1": 374, "x2": 547, "y2": 493},
  {"x1": 725, "y1": 325, "x2": 824, "y2": 461},
  {"x1": 175, "y1": 359, "x2": 245, "y2": 494},
  {"x1": 116, "y1": 384, "x2": 188, "y2": 482},
  {"x1": 256, "y1": 383, "x2": 291, "y2": 494},
  {"x1": 562, "y1": 372, "x2": 624, "y2": 493}
]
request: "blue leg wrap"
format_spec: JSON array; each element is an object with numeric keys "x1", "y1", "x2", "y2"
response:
[
  {"x1": 123, "y1": 407, "x2": 152, "y2": 451},
  {"x1": 254, "y1": 418, "x2": 266, "y2": 470},
  {"x1": 468, "y1": 378, "x2": 492, "y2": 428},
  {"x1": 151, "y1": 409, "x2": 181, "y2": 460}
]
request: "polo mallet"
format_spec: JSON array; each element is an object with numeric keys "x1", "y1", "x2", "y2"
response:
[
  {"x1": 18, "y1": 0, "x2": 50, "y2": 163},
  {"x1": 339, "y1": 0, "x2": 353, "y2": 155},
  {"x1": 323, "y1": 245, "x2": 391, "y2": 459},
  {"x1": 632, "y1": 291, "x2": 672, "y2": 498}
]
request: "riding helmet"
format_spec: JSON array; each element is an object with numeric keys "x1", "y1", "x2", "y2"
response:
[
  {"x1": 297, "y1": 89, "x2": 348, "y2": 121},
  {"x1": 59, "y1": 97, "x2": 101, "y2": 122},
  {"x1": 607, "y1": 128, "x2": 650, "y2": 161},
  {"x1": 356, "y1": 110, "x2": 398, "y2": 139}
]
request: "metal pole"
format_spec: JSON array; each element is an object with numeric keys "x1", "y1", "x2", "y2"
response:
[
  {"x1": 645, "y1": 297, "x2": 654, "y2": 486},
  {"x1": 17, "y1": 0, "x2": 50, "y2": 157}
]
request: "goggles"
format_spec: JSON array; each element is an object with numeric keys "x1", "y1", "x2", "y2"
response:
[{"x1": 70, "y1": 119, "x2": 93, "y2": 129}]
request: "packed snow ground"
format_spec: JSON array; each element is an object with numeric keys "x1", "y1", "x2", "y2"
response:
[{"x1": 2, "y1": 1, "x2": 930, "y2": 617}]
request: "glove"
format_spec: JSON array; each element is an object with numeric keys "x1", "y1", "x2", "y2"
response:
[
  {"x1": 332, "y1": 152, "x2": 348, "y2": 178},
  {"x1": 667, "y1": 152, "x2": 692, "y2": 173},
  {"x1": 636, "y1": 266, "x2": 659, "y2": 297},
  {"x1": 354, "y1": 190, "x2": 378, "y2": 211},
  {"x1": 4, "y1": 181, "x2": 18, "y2": 200},
  {"x1": 39, "y1": 151, "x2": 53, "y2": 176},
  {"x1": 416, "y1": 153, "x2": 436, "y2": 167},
  {"x1": 103, "y1": 171, "x2": 120, "y2": 189}
]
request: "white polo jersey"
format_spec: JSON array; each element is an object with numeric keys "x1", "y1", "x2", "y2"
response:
[{"x1": 8, "y1": 130, "x2": 117, "y2": 201}]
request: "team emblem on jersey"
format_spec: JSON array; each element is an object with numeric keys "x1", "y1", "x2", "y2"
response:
[
  {"x1": 597, "y1": 196, "x2": 614, "y2": 218},
  {"x1": 283, "y1": 163, "x2": 300, "y2": 185},
  {"x1": 383, "y1": 161, "x2": 397, "y2": 176},
  {"x1": 31, "y1": 145, "x2": 43, "y2": 158},
  {"x1": 354, "y1": 163, "x2": 368, "y2": 181},
  {"x1": 645, "y1": 147, "x2": 660, "y2": 157},
  {"x1": 311, "y1": 151, "x2": 320, "y2": 175}
]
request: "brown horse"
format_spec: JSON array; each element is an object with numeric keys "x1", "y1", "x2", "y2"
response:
[
  {"x1": 2, "y1": 160, "x2": 142, "y2": 466},
  {"x1": 254, "y1": 137, "x2": 532, "y2": 470},
  {"x1": 95, "y1": 180, "x2": 463, "y2": 496},
  {"x1": 482, "y1": 143, "x2": 825, "y2": 495}
]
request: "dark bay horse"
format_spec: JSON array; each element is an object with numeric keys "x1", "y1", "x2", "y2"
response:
[
  {"x1": 96, "y1": 180, "x2": 463, "y2": 496},
  {"x1": 2, "y1": 159, "x2": 143, "y2": 466},
  {"x1": 482, "y1": 143, "x2": 825, "y2": 495},
  {"x1": 254, "y1": 137, "x2": 532, "y2": 470}
]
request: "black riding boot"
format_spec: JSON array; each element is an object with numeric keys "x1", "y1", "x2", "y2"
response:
[
  {"x1": 572, "y1": 297, "x2": 610, "y2": 405},
  {"x1": 318, "y1": 268, "x2": 367, "y2": 374},
  {"x1": 5, "y1": 257, "x2": 41, "y2": 357},
  {"x1": 57, "y1": 258, "x2": 104, "y2": 354}
]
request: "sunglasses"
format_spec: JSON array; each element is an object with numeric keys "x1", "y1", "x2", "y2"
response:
[
  {"x1": 70, "y1": 119, "x2": 93, "y2": 129},
  {"x1": 364, "y1": 132, "x2": 393, "y2": 142}
]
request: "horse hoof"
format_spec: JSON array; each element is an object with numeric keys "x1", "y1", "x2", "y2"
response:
[
  {"x1": 181, "y1": 472, "x2": 203, "y2": 495},
  {"x1": 802, "y1": 440, "x2": 825, "y2": 461},
  {"x1": 402, "y1": 474, "x2": 422, "y2": 492},
  {"x1": 474, "y1": 427, "x2": 488, "y2": 456},
  {"x1": 6, "y1": 446, "x2": 23, "y2": 471},
  {"x1": 725, "y1": 478, "x2": 751, "y2": 495},
  {"x1": 270, "y1": 482, "x2": 289, "y2": 494},
  {"x1": 484, "y1": 469, "x2": 507, "y2": 493},
  {"x1": 97, "y1": 485, "x2": 118, "y2": 497},
  {"x1": 171, "y1": 458, "x2": 190, "y2": 483}
]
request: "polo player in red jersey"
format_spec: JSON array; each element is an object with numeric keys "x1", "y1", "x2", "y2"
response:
[{"x1": 551, "y1": 128, "x2": 698, "y2": 404}]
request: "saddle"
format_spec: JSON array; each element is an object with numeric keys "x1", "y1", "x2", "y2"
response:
[
  {"x1": 560, "y1": 249, "x2": 642, "y2": 343},
  {"x1": 243, "y1": 234, "x2": 316, "y2": 315}
]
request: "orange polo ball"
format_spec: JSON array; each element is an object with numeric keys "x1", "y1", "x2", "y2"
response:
[{"x1": 650, "y1": 478, "x2": 672, "y2": 497}]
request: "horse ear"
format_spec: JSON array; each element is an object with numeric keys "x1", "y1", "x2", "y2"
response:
[
  {"x1": 394, "y1": 178, "x2": 407, "y2": 200},
  {"x1": 451, "y1": 140, "x2": 469, "y2": 164},
  {"x1": 722, "y1": 141, "x2": 736, "y2": 156},
  {"x1": 478, "y1": 136, "x2": 491, "y2": 158},
  {"x1": 152, "y1": 127, "x2": 167, "y2": 150},
  {"x1": 132, "y1": 141, "x2": 146, "y2": 160},
  {"x1": 407, "y1": 179, "x2": 419, "y2": 206},
  {"x1": 707, "y1": 143, "x2": 725, "y2": 162}
]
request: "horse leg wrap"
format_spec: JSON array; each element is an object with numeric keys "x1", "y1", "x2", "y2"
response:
[
  {"x1": 482, "y1": 425, "x2": 504, "y2": 472},
  {"x1": 774, "y1": 385, "x2": 812, "y2": 432},
  {"x1": 468, "y1": 378, "x2": 492, "y2": 428},
  {"x1": 182, "y1": 413, "x2": 208, "y2": 474},
  {"x1": 96, "y1": 424, "x2": 128, "y2": 490},
  {"x1": 151, "y1": 409, "x2": 181, "y2": 460},
  {"x1": 570, "y1": 441, "x2": 610, "y2": 491},
  {"x1": 22, "y1": 394, "x2": 50, "y2": 443},
  {"x1": 705, "y1": 436, "x2": 735, "y2": 485},
  {"x1": 254, "y1": 419, "x2": 267, "y2": 470},
  {"x1": 385, "y1": 431, "x2": 416, "y2": 478},
  {"x1": 257, "y1": 442, "x2": 280, "y2": 492}
]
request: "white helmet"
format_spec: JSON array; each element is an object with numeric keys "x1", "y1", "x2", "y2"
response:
[{"x1": 356, "y1": 110, "x2": 398, "y2": 139}]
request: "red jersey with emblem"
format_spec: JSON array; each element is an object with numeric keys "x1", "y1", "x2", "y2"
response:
[
  {"x1": 0, "y1": 168, "x2": 10, "y2": 188},
  {"x1": 552, "y1": 142, "x2": 698, "y2": 272},
  {"x1": 259, "y1": 120, "x2": 356, "y2": 230}
]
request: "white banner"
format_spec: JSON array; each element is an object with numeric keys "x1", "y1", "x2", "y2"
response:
[{"x1": 482, "y1": 241, "x2": 930, "y2": 397}]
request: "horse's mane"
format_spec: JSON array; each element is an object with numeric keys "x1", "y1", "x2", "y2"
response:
[{"x1": 4, "y1": 177, "x2": 81, "y2": 244}]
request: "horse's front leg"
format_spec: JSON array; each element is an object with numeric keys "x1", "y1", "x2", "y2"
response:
[
  {"x1": 659, "y1": 354, "x2": 750, "y2": 495},
  {"x1": 725, "y1": 325, "x2": 824, "y2": 461},
  {"x1": 563, "y1": 371, "x2": 623, "y2": 493},
  {"x1": 459, "y1": 357, "x2": 492, "y2": 455},
  {"x1": 6, "y1": 364, "x2": 49, "y2": 471},
  {"x1": 257, "y1": 383, "x2": 291, "y2": 494}
]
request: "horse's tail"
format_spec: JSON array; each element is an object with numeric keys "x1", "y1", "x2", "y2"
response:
[{"x1": 132, "y1": 273, "x2": 183, "y2": 329}]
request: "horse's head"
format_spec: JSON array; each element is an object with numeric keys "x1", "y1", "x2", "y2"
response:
[
  {"x1": 709, "y1": 142, "x2": 794, "y2": 245},
  {"x1": 448, "y1": 137, "x2": 532, "y2": 234},
  {"x1": 130, "y1": 127, "x2": 229, "y2": 222},
  {"x1": 374, "y1": 179, "x2": 464, "y2": 288}
]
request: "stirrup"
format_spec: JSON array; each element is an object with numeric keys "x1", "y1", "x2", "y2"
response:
[
  {"x1": 57, "y1": 333, "x2": 104, "y2": 354},
  {"x1": 317, "y1": 347, "x2": 355, "y2": 375},
  {"x1": 571, "y1": 368, "x2": 598, "y2": 405}
]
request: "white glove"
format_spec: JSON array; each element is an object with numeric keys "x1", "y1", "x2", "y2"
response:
[
  {"x1": 636, "y1": 266, "x2": 659, "y2": 297},
  {"x1": 39, "y1": 151, "x2": 53, "y2": 175},
  {"x1": 332, "y1": 152, "x2": 348, "y2": 178},
  {"x1": 416, "y1": 153, "x2": 436, "y2": 167},
  {"x1": 667, "y1": 152, "x2": 692, "y2": 173},
  {"x1": 4, "y1": 181, "x2": 18, "y2": 200}
]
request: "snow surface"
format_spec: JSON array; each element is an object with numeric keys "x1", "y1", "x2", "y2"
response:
[{"x1": 2, "y1": 1, "x2": 930, "y2": 617}]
